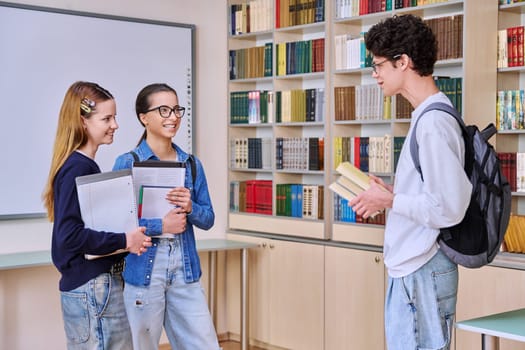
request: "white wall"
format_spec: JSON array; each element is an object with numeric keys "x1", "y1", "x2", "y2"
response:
[{"x1": 0, "y1": 0, "x2": 228, "y2": 348}]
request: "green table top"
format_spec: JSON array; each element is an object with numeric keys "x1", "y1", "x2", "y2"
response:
[
  {"x1": 0, "y1": 250, "x2": 52, "y2": 270},
  {"x1": 456, "y1": 308, "x2": 525, "y2": 342},
  {"x1": 0, "y1": 239, "x2": 258, "y2": 270},
  {"x1": 195, "y1": 239, "x2": 258, "y2": 252}
]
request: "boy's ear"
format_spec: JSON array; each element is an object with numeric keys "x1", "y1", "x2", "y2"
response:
[{"x1": 399, "y1": 54, "x2": 410, "y2": 69}]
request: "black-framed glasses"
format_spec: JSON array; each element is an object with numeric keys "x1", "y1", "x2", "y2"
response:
[
  {"x1": 371, "y1": 54, "x2": 402, "y2": 74},
  {"x1": 146, "y1": 105, "x2": 186, "y2": 118}
]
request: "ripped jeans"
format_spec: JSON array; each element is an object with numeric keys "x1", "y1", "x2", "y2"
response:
[
  {"x1": 123, "y1": 237, "x2": 220, "y2": 350},
  {"x1": 385, "y1": 249, "x2": 458, "y2": 350}
]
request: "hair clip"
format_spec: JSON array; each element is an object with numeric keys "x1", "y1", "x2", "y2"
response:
[{"x1": 80, "y1": 97, "x2": 96, "y2": 115}]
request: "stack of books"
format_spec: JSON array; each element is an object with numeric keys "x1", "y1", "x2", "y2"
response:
[
  {"x1": 329, "y1": 161, "x2": 373, "y2": 202},
  {"x1": 329, "y1": 162, "x2": 388, "y2": 220}
]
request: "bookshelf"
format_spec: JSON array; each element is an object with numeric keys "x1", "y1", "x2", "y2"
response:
[
  {"x1": 227, "y1": 0, "x2": 498, "y2": 244},
  {"x1": 330, "y1": 0, "x2": 476, "y2": 244},
  {"x1": 228, "y1": 0, "x2": 329, "y2": 239},
  {"x1": 497, "y1": 2, "x2": 525, "y2": 257}
]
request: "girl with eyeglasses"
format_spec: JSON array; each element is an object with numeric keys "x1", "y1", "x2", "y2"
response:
[
  {"x1": 113, "y1": 83, "x2": 219, "y2": 349},
  {"x1": 43, "y1": 81, "x2": 152, "y2": 349}
]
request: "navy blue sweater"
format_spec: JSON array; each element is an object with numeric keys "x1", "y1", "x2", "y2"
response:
[{"x1": 51, "y1": 151, "x2": 127, "y2": 291}]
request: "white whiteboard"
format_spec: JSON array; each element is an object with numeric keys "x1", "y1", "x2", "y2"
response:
[{"x1": 0, "y1": 3, "x2": 194, "y2": 218}]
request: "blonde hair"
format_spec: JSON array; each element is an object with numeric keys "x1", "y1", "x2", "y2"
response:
[{"x1": 42, "y1": 81, "x2": 113, "y2": 221}]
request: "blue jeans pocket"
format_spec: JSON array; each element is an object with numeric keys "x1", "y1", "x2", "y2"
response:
[
  {"x1": 60, "y1": 291, "x2": 90, "y2": 344},
  {"x1": 433, "y1": 268, "x2": 458, "y2": 319},
  {"x1": 431, "y1": 268, "x2": 458, "y2": 349}
]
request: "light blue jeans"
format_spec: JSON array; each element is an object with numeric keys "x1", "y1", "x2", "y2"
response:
[
  {"x1": 385, "y1": 249, "x2": 458, "y2": 350},
  {"x1": 60, "y1": 272, "x2": 132, "y2": 350},
  {"x1": 124, "y1": 237, "x2": 220, "y2": 350}
]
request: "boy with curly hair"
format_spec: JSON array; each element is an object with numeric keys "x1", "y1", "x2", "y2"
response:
[{"x1": 349, "y1": 14, "x2": 472, "y2": 350}]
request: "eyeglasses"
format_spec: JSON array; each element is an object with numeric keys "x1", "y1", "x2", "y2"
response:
[
  {"x1": 146, "y1": 105, "x2": 186, "y2": 118},
  {"x1": 371, "y1": 54, "x2": 402, "y2": 74}
]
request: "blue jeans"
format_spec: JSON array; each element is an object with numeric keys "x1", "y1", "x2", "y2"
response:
[
  {"x1": 385, "y1": 249, "x2": 458, "y2": 350},
  {"x1": 60, "y1": 272, "x2": 132, "y2": 350},
  {"x1": 124, "y1": 237, "x2": 220, "y2": 350}
]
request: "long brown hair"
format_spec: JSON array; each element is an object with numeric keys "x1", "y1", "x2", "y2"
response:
[{"x1": 42, "y1": 81, "x2": 113, "y2": 221}]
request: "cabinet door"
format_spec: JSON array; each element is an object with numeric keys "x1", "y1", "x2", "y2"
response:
[
  {"x1": 226, "y1": 234, "x2": 324, "y2": 349},
  {"x1": 325, "y1": 246, "x2": 386, "y2": 350},
  {"x1": 268, "y1": 239, "x2": 324, "y2": 350},
  {"x1": 455, "y1": 266, "x2": 525, "y2": 350}
]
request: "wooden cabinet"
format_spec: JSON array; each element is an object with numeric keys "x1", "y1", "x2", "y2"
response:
[
  {"x1": 226, "y1": 233, "x2": 324, "y2": 349},
  {"x1": 324, "y1": 245, "x2": 385, "y2": 350}
]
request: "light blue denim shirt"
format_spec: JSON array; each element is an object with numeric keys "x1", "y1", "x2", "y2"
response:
[{"x1": 113, "y1": 140, "x2": 215, "y2": 285}]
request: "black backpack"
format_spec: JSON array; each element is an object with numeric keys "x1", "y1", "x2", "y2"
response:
[{"x1": 410, "y1": 102, "x2": 512, "y2": 268}]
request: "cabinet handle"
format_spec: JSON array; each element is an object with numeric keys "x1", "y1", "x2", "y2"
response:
[
  {"x1": 261, "y1": 242, "x2": 267, "y2": 248},
  {"x1": 269, "y1": 243, "x2": 275, "y2": 249},
  {"x1": 374, "y1": 256, "x2": 381, "y2": 263}
]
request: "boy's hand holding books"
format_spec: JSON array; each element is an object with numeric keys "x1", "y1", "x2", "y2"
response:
[
  {"x1": 329, "y1": 162, "x2": 393, "y2": 219},
  {"x1": 349, "y1": 175, "x2": 393, "y2": 219}
]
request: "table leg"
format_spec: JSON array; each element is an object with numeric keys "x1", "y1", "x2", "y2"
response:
[
  {"x1": 482, "y1": 334, "x2": 499, "y2": 350},
  {"x1": 241, "y1": 248, "x2": 249, "y2": 350},
  {"x1": 208, "y1": 250, "x2": 217, "y2": 327}
]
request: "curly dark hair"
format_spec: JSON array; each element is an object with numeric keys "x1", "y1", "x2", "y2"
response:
[{"x1": 364, "y1": 14, "x2": 437, "y2": 76}]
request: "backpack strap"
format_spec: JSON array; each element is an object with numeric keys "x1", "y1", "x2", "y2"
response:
[
  {"x1": 129, "y1": 150, "x2": 196, "y2": 184},
  {"x1": 409, "y1": 102, "x2": 464, "y2": 181},
  {"x1": 187, "y1": 154, "x2": 197, "y2": 185},
  {"x1": 129, "y1": 150, "x2": 140, "y2": 163}
]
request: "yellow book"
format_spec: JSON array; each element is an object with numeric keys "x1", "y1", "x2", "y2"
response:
[
  {"x1": 333, "y1": 137, "x2": 342, "y2": 169},
  {"x1": 504, "y1": 215, "x2": 517, "y2": 252},
  {"x1": 383, "y1": 95, "x2": 392, "y2": 120},
  {"x1": 329, "y1": 182, "x2": 357, "y2": 201},
  {"x1": 335, "y1": 161, "x2": 372, "y2": 191},
  {"x1": 337, "y1": 175, "x2": 365, "y2": 197},
  {"x1": 515, "y1": 215, "x2": 525, "y2": 253}
]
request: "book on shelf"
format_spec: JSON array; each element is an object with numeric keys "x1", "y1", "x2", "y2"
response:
[
  {"x1": 230, "y1": 179, "x2": 273, "y2": 215},
  {"x1": 275, "y1": 183, "x2": 324, "y2": 219},
  {"x1": 504, "y1": 214, "x2": 525, "y2": 253},
  {"x1": 302, "y1": 184, "x2": 323, "y2": 220},
  {"x1": 332, "y1": 190, "x2": 386, "y2": 225},
  {"x1": 276, "y1": 0, "x2": 325, "y2": 28},
  {"x1": 497, "y1": 89, "x2": 525, "y2": 131}
]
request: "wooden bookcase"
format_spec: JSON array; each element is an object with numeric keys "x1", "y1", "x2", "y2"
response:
[
  {"x1": 227, "y1": 0, "x2": 496, "y2": 243},
  {"x1": 227, "y1": 0, "x2": 329, "y2": 239},
  {"x1": 497, "y1": 2, "x2": 525, "y2": 248}
]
